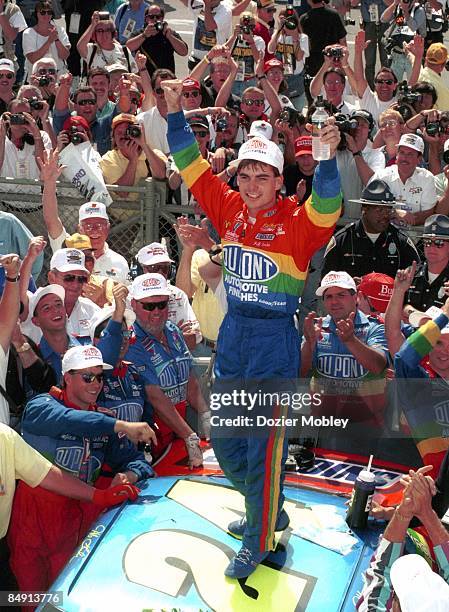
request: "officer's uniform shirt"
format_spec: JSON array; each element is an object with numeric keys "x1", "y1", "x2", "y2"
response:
[
  {"x1": 322, "y1": 219, "x2": 420, "y2": 279},
  {"x1": 407, "y1": 261, "x2": 449, "y2": 310}
]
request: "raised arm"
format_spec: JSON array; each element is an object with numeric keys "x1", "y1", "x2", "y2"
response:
[
  {"x1": 77, "y1": 11, "x2": 99, "y2": 59},
  {"x1": 353, "y1": 30, "x2": 369, "y2": 97},
  {"x1": 37, "y1": 148, "x2": 66, "y2": 240},
  {"x1": 384, "y1": 262, "x2": 416, "y2": 356},
  {"x1": 0, "y1": 254, "x2": 21, "y2": 355}
]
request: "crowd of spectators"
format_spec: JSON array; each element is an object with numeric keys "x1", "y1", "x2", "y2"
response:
[{"x1": 1, "y1": 0, "x2": 449, "y2": 606}]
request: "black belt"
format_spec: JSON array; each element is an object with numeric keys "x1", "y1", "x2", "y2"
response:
[{"x1": 202, "y1": 338, "x2": 216, "y2": 349}]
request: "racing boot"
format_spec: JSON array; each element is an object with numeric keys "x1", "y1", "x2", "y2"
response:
[
  {"x1": 225, "y1": 545, "x2": 270, "y2": 579},
  {"x1": 227, "y1": 508, "x2": 290, "y2": 540}
]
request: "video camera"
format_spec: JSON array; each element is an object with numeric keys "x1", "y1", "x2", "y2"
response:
[
  {"x1": 9, "y1": 113, "x2": 27, "y2": 125},
  {"x1": 323, "y1": 47, "x2": 343, "y2": 59},
  {"x1": 334, "y1": 112, "x2": 358, "y2": 149},
  {"x1": 396, "y1": 81, "x2": 422, "y2": 121},
  {"x1": 284, "y1": 6, "x2": 298, "y2": 30},
  {"x1": 279, "y1": 107, "x2": 301, "y2": 128}
]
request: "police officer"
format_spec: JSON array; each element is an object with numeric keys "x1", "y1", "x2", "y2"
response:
[
  {"x1": 322, "y1": 180, "x2": 420, "y2": 279},
  {"x1": 407, "y1": 214, "x2": 449, "y2": 310}
]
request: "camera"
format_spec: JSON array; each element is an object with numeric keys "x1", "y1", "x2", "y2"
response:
[
  {"x1": 396, "y1": 81, "x2": 422, "y2": 121},
  {"x1": 426, "y1": 121, "x2": 441, "y2": 136},
  {"x1": 126, "y1": 124, "x2": 142, "y2": 138},
  {"x1": 279, "y1": 107, "x2": 299, "y2": 128},
  {"x1": 323, "y1": 47, "x2": 343, "y2": 59},
  {"x1": 334, "y1": 113, "x2": 358, "y2": 134},
  {"x1": 69, "y1": 126, "x2": 83, "y2": 144},
  {"x1": 39, "y1": 75, "x2": 51, "y2": 87},
  {"x1": 9, "y1": 113, "x2": 26, "y2": 125},
  {"x1": 215, "y1": 117, "x2": 228, "y2": 131},
  {"x1": 28, "y1": 97, "x2": 43, "y2": 111},
  {"x1": 154, "y1": 20, "x2": 165, "y2": 32},
  {"x1": 284, "y1": 7, "x2": 298, "y2": 30},
  {"x1": 443, "y1": 149, "x2": 449, "y2": 164},
  {"x1": 240, "y1": 16, "x2": 254, "y2": 35},
  {"x1": 98, "y1": 11, "x2": 110, "y2": 20}
]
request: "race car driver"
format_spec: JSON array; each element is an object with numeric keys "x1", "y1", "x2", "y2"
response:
[
  {"x1": 8, "y1": 344, "x2": 156, "y2": 593},
  {"x1": 164, "y1": 79, "x2": 342, "y2": 578}
]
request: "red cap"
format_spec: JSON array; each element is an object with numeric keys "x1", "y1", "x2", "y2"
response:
[
  {"x1": 62, "y1": 115, "x2": 90, "y2": 132},
  {"x1": 263, "y1": 58, "x2": 284, "y2": 74},
  {"x1": 294, "y1": 136, "x2": 312, "y2": 157},
  {"x1": 358, "y1": 272, "x2": 394, "y2": 313},
  {"x1": 182, "y1": 78, "x2": 201, "y2": 91}
]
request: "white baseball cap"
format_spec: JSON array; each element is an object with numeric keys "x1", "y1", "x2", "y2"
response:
[
  {"x1": 137, "y1": 242, "x2": 173, "y2": 266},
  {"x1": 79, "y1": 202, "x2": 109, "y2": 222},
  {"x1": 130, "y1": 273, "x2": 171, "y2": 300},
  {"x1": 398, "y1": 133, "x2": 424, "y2": 154},
  {"x1": 61, "y1": 345, "x2": 113, "y2": 374},
  {"x1": 88, "y1": 305, "x2": 136, "y2": 341},
  {"x1": 50, "y1": 248, "x2": 89, "y2": 274},
  {"x1": 390, "y1": 553, "x2": 449, "y2": 612},
  {"x1": 228, "y1": 136, "x2": 284, "y2": 174},
  {"x1": 248, "y1": 120, "x2": 273, "y2": 140},
  {"x1": 316, "y1": 271, "x2": 357, "y2": 296},
  {"x1": 0, "y1": 59, "x2": 15, "y2": 73},
  {"x1": 29, "y1": 284, "x2": 65, "y2": 316}
]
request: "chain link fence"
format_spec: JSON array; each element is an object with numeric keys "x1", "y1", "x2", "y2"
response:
[{"x1": 0, "y1": 177, "x2": 176, "y2": 283}]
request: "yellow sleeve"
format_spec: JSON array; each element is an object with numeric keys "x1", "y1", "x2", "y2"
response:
[{"x1": 14, "y1": 431, "x2": 52, "y2": 487}]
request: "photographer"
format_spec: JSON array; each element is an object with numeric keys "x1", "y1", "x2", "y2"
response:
[
  {"x1": 407, "y1": 110, "x2": 449, "y2": 175},
  {"x1": 29, "y1": 57, "x2": 57, "y2": 109},
  {"x1": 100, "y1": 113, "x2": 167, "y2": 199},
  {"x1": 0, "y1": 58, "x2": 15, "y2": 114},
  {"x1": 373, "y1": 108, "x2": 405, "y2": 165},
  {"x1": 184, "y1": 0, "x2": 233, "y2": 70},
  {"x1": 77, "y1": 11, "x2": 137, "y2": 74},
  {"x1": 408, "y1": 37, "x2": 449, "y2": 111},
  {"x1": 380, "y1": 0, "x2": 426, "y2": 81},
  {"x1": 17, "y1": 84, "x2": 56, "y2": 147},
  {"x1": 126, "y1": 4, "x2": 188, "y2": 77},
  {"x1": 225, "y1": 13, "x2": 266, "y2": 98},
  {"x1": 267, "y1": 6, "x2": 309, "y2": 111},
  {"x1": 310, "y1": 53, "x2": 358, "y2": 114}
]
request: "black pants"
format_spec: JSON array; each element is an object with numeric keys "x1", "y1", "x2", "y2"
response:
[{"x1": 0, "y1": 536, "x2": 20, "y2": 612}]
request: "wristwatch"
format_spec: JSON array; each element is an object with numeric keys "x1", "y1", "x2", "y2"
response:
[
  {"x1": 15, "y1": 342, "x2": 31, "y2": 354},
  {"x1": 353, "y1": 151, "x2": 362, "y2": 157}
]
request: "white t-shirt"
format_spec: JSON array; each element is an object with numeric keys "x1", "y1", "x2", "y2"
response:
[
  {"x1": 22, "y1": 24, "x2": 70, "y2": 79},
  {"x1": 0, "y1": 131, "x2": 52, "y2": 210},
  {"x1": 21, "y1": 295, "x2": 101, "y2": 344},
  {"x1": 137, "y1": 107, "x2": 169, "y2": 155},
  {"x1": 369, "y1": 165, "x2": 437, "y2": 214},
  {"x1": 213, "y1": 278, "x2": 228, "y2": 314},
  {"x1": 190, "y1": 0, "x2": 232, "y2": 60},
  {"x1": 86, "y1": 41, "x2": 137, "y2": 72},
  {"x1": 359, "y1": 87, "x2": 397, "y2": 126},
  {"x1": 0, "y1": 346, "x2": 9, "y2": 425}
]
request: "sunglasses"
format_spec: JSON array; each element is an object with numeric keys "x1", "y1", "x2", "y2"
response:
[
  {"x1": 144, "y1": 263, "x2": 170, "y2": 273},
  {"x1": 375, "y1": 79, "x2": 394, "y2": 85},
  {"x1": 193, "y1": 130, "x2": 209, "y2": 138},
  {"x1": 95, "y1": 28, "x2": 113, "y2": 34},
  {"x1": 140, "y1": 300, "x2": 169, "y2": 311},
  {"x1": 0, "y1": 72, "x2": 13, "y2": 79},
  {"x1": 380, "y1": 120, "x2": 399, "y2": 128},
  {"x1": 38, "y1": 68, "x2": 56, "y2": 75},
  {"x1": 242, "y1": 99, "x2": 264, "y2": 106},
  {"x1": 154, "y1": 87, "x2": 164, "y2": 95},
  {"x1": 62, "y1": 274, "x2": 88, "y2": 284},
  {"x1": 423, "y1": 238, "x2": 447, "y2": 248},
  {"x1": 39, "y1": 9, "x2": 53, "y2": 15},
  {"x1": 146, "y1": 13, "x2": 163, "y2": 19},
  {"x1": 79, "y1": 372, "x2": 104, "y2": 383},
  {"x1": 182, "y1": 90, "x2": 200, "y2": 98},
  {"x1": 77, "y1": 99, "x2": 96, "y2": 106}
]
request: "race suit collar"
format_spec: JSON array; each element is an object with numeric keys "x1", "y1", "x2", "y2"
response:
[{"x1": 49, "y1": 385, "x2": 97, "y2": 411}]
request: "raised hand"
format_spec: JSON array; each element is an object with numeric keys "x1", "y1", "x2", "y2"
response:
[
  {"x1": 37, "y1": 148, "x2": 66, "y2": 182},
  {"x1": 303, "y1": 311, "x2": 323, "y2": 346},
  {"x1": 26, "y1": 236, "x2": 47, "y2": 261},
  {"x1": 394, "y1": 260, "x2": 417, "y2": 293},
  {"x1": 162, "y1": 79, "x2": 183, "y2": 112},
  {"x1": 335, "y1": 311, "x2": 356, "y2": 343}
]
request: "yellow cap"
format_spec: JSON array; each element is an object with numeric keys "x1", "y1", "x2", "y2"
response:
[
  {"x1": 65, "y1": 233, "x2": 92, "y2": 250},
  {"x1": 426, "y1": 43, "x2": 448, "y2": 65}
]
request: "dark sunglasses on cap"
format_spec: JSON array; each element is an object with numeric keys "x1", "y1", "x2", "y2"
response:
[
  {"x1": 182, "y1": 90, "x2": 200, "y2": 98},
  {"x1": 62, "y1": 274, "x2": 88, "y2": 284},
  {"x1": 79, "y1": 372, "x2": 104, "y2": 383},
  {"x1": 141, "y1": 300, "x2": 169, "y2": 311},
  {"x1": 375, "y1": 78, "x2": 394, "y2": 85},
  {"x1": 423, "y1": 238, "x2": 448, "y2": 248},
  {"x1": 77, "y1": 99, "x2": 96, "y2": 106}
]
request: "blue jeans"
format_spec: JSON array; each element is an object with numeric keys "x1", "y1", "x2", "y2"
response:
[{"x1": 390, "y1": 51, "x2": 412, "y2": 82}]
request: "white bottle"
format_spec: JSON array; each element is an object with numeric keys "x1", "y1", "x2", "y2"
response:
[{"x1": 311, "y1": 96, "x2": 330, "y2": 161}]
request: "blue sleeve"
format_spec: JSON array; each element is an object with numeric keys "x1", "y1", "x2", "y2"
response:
[
  {"x1": 366, "y1": 322, "x2": 390, "y2": 360},
  {"x1": 104, "y1": 434, "x2": 155, "y2": 480},
  {"x1": 53, "y1": 109, "x2": 70, "y2": 135},
  {"x1": 98, "y1": 319, "x2": 123, "y2": 368},
  {"x1": 22, "y1": 394, "x2": 117, "y2": 437}
]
